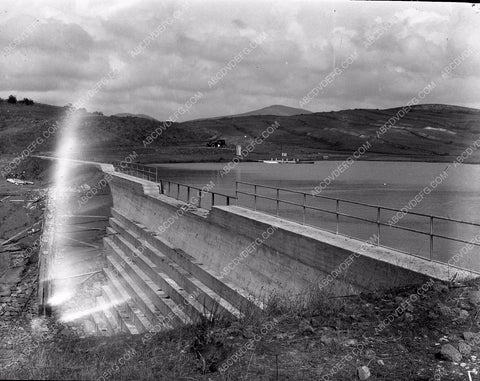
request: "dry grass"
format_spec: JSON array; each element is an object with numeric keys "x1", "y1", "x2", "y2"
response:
[{"x1": 2, "y1": 279, "x2": 477, "y2": 380}]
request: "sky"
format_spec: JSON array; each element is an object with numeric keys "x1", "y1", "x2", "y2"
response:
[{"x1": 0, "y1": 0, "x2": 479, "y2": 121}]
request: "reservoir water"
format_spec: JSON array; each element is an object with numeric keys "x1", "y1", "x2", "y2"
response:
[{"x1": 153, "y1": 161, "x2": 480, "y2": 273}]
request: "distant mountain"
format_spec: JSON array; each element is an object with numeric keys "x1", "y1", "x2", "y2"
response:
[
  {"x1": 2, "y1": 101, "x2": 480, "y2": 164},
  {"x1": 113, "y1": 113, "x2": 158, "y2": 121},
  {"x1": 228, "y1": 104, "x2": 313, "y2": 118}
]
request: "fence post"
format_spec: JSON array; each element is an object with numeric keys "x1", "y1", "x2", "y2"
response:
[
  {"x1": 276, "y1": 188, "x2": 279, "y2": 216},
  {"x1": 254, "y1": 185, "x2": 257, "y2": 211},
  {"x1": 377, "y1": 207, "x2": 381, "y2": 245},
  {"x1": 336, "y1": 200, "x2": 339, "y2": 234},
  {"x1": 430, "y1": 216, "x2": 434, "y2": 260},
  {"x1": 302, "y1": 193, "x2": 306, "y2": 225},
  {"x1": 211, "y1": 192, "x2": 215, "y2": 207}
]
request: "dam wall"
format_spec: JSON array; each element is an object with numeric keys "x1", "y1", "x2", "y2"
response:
[{"x1": 108, "y1": 172, "x2": 469, "y2": 300}]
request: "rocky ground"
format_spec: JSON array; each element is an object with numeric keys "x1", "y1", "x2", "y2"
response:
[
  {"x1": 1, "y1": 275, "x2": 480, "y2": 380},
  {"x1": 1, "y1": 157, "x2": 480, "y2": 380}
]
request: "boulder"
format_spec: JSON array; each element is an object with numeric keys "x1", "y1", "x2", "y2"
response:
[
  {"x1": 439, "y1": 344, "x2": 462, "y2": 362},
  {"x1": 458, "y1": 341, "x2": 471, "y2": 356},
  {"x1": 357, "y1": 366, "x2": 371, "y2": 380},
  {"x1": 468, "y1": 291, "x2": 480, "y2": 305}
]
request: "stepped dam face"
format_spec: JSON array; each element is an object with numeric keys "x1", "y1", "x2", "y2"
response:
[{"x1": 38, "y1": 162, "x2": 477, "y2": 335}]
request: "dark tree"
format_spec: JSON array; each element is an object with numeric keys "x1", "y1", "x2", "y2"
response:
[{"x1": 7, "y1": 95, "x2": 17, "y2": 104}]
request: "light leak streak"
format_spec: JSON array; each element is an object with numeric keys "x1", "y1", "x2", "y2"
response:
[
  {"x1": 61, "y1": 298, "x2": 128, "y2": 322},
  {"x1": 45, "y1": 110, "x2": 82, "y2": 309}
]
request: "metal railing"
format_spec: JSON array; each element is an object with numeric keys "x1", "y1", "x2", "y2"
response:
[
  {"x1": 235, "y1": 181, "x2": 480, "y2": 266},
  {"x1": 113, "y1": 162, "x2": 235, "y2": 209},
  {"x1": 112, "y1": 162, "x2": 480, "y2": 269}
]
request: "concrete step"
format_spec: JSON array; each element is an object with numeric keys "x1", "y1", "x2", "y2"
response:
[
  {"x1": 107, "y1": 225, "x2": 207, "y2": 323},
  {"x1": 101, "y1": 282, "x2": 139, "y2": 335},
  {"x1": 108, "y1": 218, "x2": 242, "y2": 320},
  {"x1": 96, "y1": 295, "x2": 120, "y2": 335},
  {"x1": 111, "y1": 208, "x2": 262, "y2": 313},
  {"x1": 91, "y1": 308, "x2": 110, "y2": 336},
  {"x1": 102, "y1": 270, "x2": 147, "y2": 334},
  {"x1": 104, "y1": 237, "x2": 189, "y2": 328}
]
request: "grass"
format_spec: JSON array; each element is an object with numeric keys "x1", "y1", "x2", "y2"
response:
[
  {"x1": 2, "y1": 263, "x2": 480, "y2": 380},
  {"x1": 0, "y1": 281, "x2": 444, "y2": 379}
]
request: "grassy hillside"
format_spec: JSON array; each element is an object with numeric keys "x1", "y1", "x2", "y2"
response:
[{"x1": 1, "y1": 101, "x2": 479, "y2": 163}]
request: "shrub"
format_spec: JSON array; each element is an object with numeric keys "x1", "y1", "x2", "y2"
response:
[
  {"x1": 7, "y1": 95, "x2": 17, "y2": 104},
  {"x1": 23, "y1": 98, "x2": 34, "y2": 105}
]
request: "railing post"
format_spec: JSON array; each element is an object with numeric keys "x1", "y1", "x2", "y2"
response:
[
  {"x1": 235, "y1": 182, "x2": 238, "y2": 199},
  {"x1": 187, "y1": 186, "x2": 190, "y2": 203},
  {"x1": 177, "y1": 183, "x2": 180, "y2": 199},
  {"x1": 198, "y1": 190, "x2": 202, "y2": 208},
  {"x1": 155, "y1": 167, "x2": 158, "y2": 183},
  {"x1": 276, "y1": 188, "x2": 279, "y2": 216},
  {"x1": 377, "y1": 207, "x2": 381, "y2": 246},
  {"x1": 227, "y1": 196, "x2": 230, "y2": 206},
  {"x1": 336, "y1": 199, "x2": 339, "y2": 234},
  {"x1": 160, "y1": 179, "x2": 164, "y2": 194},
  {"x1": 168, "y1": 181, "x2": 171, "y2": 195},
  {"x1": 302, "y1": 193, "x2": 306, "y2": 225},
  {"x1": 254, "y1": 185, "x2": 257, "y2": 211},
  {"x1": 430, "y1": 216, "x2": 434, "y2": 260},
  {"x1": 211, "y1": 192, "x2": 215, "y2": 207}
]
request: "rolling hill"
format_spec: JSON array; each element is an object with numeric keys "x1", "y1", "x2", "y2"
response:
[
  {"x1": 112, "y1": 113, "x2": 158, "y2": 121},
  {"x1": 225, "y1": 104, "x2": 313, "y2": 118},
  {"x1": 0, "y1": 101, "x2": 479, "y2": 164}
]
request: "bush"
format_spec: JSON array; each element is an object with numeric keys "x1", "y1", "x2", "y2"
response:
[
  {"x1": 23, "y1": 98, "x2": 34, "y2": 105},
  {"x1": 7, "y1": 95, "x2": 17, "y2": 104}
]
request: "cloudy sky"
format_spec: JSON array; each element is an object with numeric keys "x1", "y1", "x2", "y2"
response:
[{"x1": 0, "y1": 0, "x2": 479, "y2": 121}]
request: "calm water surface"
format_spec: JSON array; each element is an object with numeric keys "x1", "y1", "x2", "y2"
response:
[{"x1": 154, "y1": 161, "x2": 480, "y2": 272}]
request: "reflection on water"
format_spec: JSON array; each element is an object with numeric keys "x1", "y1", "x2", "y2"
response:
[{"x1": 154, "y1": 161, "x2": 480, "y2": 272}]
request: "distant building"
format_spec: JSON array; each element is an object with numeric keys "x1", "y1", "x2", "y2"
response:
[{"x1": 207, "y1": 139, "x2": 226, "y2": 148}]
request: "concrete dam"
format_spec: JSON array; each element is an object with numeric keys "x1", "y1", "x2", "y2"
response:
[{"x1": 37, "y1": 159, "x2": 479, "y2": 335}]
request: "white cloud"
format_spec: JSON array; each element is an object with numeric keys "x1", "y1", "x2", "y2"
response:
[{"x1": 0, "y1": 0, "x2": 478, "y2": 120}]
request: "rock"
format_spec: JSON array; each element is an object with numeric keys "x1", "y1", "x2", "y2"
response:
[
  {"x1": 438, "y1": 304, "x2": 452, "y2": 317},
  {"x1": 458, "y1": 341, "x2": 472, "y2": 356},
  {"x1": 439, "y1": 344, "x2": 462, "y2": 362},
  {"x1": 463, "y1": 332, "x2": 478, "y2": 342},
  {"x1": 377, "y1": 359, "x2": 385, "y2": 366},
  {"x1": 343, "y1": 338, "x2": 358, "y2": 346},
  {"x1": 468, "y1": 291, "x2": 480, "y2": 306},
  {"x1": 456, "y1": 309, "x2": 470, "y2": 321},
  {"x1": 357, "y1": 366, "x2": 371, "y2": 380}
]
